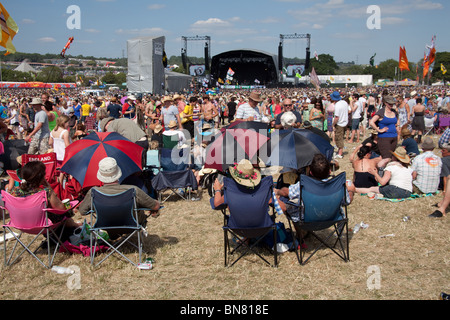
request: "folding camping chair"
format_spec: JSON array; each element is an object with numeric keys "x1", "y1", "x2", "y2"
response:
[
  {"x1": 285, "y1": 172, "x2": 349, "y2": 265},
  {"x1": 424, "y1": 116, "x2": 435, "y2": 137},
  {"x1": 439, "y1": 115, "x2": 450, "y2": 133},
  {"x1": 21, "y1": 152, "x2": 59, "y2": 184},
  {"x1": 218, "y1": 176, "x2": 278, "y2": 267},
  {"x1": 151, "y1": 147, "x2": 197, "y2": 203},
  {"x1": 1, "y1": 190, "x2": 74, "y2": 268},
  {"x1": 88, "y1": 188, "x2": 150, "y2": 267}
]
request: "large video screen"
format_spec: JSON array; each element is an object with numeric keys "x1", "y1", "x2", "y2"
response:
[{"x1": 189, "y1": 65, "x2": 206, "y2": 76}]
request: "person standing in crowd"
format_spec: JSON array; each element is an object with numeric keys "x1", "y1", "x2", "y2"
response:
[
  {"x1": 331, "y1": 91, "x2": 348, "y2": 159},
  {"x1": 81, "y1": 98, "x2": 91, "y2": 124},
  {"x1": 122, "y1": 96, "x2": 136, "y2": 119},
  {"x1": 411, "y1": 97, "x2": 426, "y2": 143},
  {"x1": 161, "y1": 96, "x2": 182, "y2": 130},
  {"x1": 369, "y1": 95, "x2": 399, "y2": 168},
  {"x1": 100, "y1": 116, "x2": 149, "y2": 166},
  {"x1": 227, "y1": 96, "x2": 237, "y2": 123},
  {"x1": 309, "y1": 97, "x2": 325, "y2": 131},
  {"x1": 275, "y1": 98, "x2": 302, "y2": 129},
  {"x1": 107, "y1": 96, "x2": 122, "y2": 119},
  {"x1": 26, "y1": 98, "x2": 50, "y2": 155},
  {"x1": 348, "y1": 93, "x2": 363, "y2": 143},
  {"x1": 235, "y1": 91, "x2": 263, "y2": 122},
  {"x1": 49, "y1": 115, "x2": 71, "y2": 167},
  {"x1": 73, "y1": 98, "x2": 82, "y2": 120},
  {"x1": 202, "y1": 95, "x2": 218, "y2": 127}
]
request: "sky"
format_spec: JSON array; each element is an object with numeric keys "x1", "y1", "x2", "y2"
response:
[{"x1": 4, "y1": 0, "x2": 450, "y2": 65}]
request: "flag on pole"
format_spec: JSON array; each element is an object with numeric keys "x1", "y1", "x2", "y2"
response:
[
  {"x1": 314, "y1": 51, "x2": 319, "y2": 61},
  {"x1": 0, "y1": 2, "x2": 19, "y2": 55},
  {"x1": 441, "y1": 64, "x2": 447, "y2": 75},
  {"x1": 399, "y1": 46, "x2": 410, "y2": 71},
  {"x1": 309, "y1": 67, "x2": 321, "y2": 89}
]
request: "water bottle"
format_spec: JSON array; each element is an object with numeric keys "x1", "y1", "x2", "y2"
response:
[
  {"x1": 51, "y1": 266, "x2": 74, "y2": 274},
  {"x1": 353, "y1": 223, "x2": 361, "y2": 234}
]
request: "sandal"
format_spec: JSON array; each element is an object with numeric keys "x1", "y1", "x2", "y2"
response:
[{"x1": 429, "y1": 210, "x2": 443, "y2": 218}]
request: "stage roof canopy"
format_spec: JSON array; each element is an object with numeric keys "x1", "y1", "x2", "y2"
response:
[{"x1": 211, "y1": 49, "x2": 279, "y2": 86}]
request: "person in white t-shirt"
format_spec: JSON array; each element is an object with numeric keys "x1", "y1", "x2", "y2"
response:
[
  {"x1": 348, "y1": 93, "x2": 364, "y2": 143},
  {"x1": 331, "y1": 91, "x2": 349, "y2": 159}
]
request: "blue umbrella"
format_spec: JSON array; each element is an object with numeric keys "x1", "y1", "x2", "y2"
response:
[
  {"x1": 266, "y1": 130, "x2": 322, "y2": 170},
  {"x1": 292, "y1": 129, "x2": 334, "y2": 162}
]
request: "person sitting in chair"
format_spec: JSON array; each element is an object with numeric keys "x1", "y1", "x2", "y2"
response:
[
  {"x1": 275, "y1": 153, "x2": 354, "y2": 219},
  {"x1": 212, "y1": 159, "x2": 285, "y2": 214},
  {"x1": 76, "y1": 157, "x2": 161, "y2": 237},
  {"x1": 8, "y1": 161, "x2": 81, "y2": 229}
]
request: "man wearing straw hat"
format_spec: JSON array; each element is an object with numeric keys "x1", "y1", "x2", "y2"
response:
[
  {"x1": 161, "y1": 96, "x2": 182, "y2": 130},
  {"x1": 25, "y1": 97, "x2": 51, "y2": 155},
  {"x1": 235, "y1": 91, "x2": 263, "y2": 122}
]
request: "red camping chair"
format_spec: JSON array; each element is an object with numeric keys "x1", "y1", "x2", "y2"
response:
[{"x1": 21, "y1": 152, "x2": 59, "y2": 184}]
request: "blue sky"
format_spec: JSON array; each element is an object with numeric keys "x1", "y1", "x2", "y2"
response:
[{"x1": 4, "y1": 0, "x2": 450, "y2": 65}]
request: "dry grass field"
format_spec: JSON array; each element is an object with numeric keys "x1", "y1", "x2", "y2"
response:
[{"x1": 0, "y1": 135, "x2": 448, "y2": 301}]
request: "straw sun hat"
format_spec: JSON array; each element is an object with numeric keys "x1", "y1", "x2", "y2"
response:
[
  {"x1": 229, "y1": 159, "x2": 261, "y2": 188},
  {"x1": 390, "y1": 147, "x2": 410, "y2": 164}
]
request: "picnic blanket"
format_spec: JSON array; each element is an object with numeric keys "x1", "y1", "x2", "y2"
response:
[
  {"x1": 361, "y1": 191, "x2": 440, "y2": 202},
  {"x1": 59, "y1": 241, "x2": 109, "y2": 257}
]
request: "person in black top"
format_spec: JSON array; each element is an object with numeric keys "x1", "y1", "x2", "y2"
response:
[
  {"x1": 107, "y1": 97, "x2": 122, "y2": 119},
  {"x1": 227, "y1": 96, "x2": 237, "y2": 123}
]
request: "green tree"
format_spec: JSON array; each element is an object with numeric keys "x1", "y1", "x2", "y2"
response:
[
  {"x1": 431, "y1": 51, "x2": 450, "y2": 83},
  {"x1": 36, "y1": 66, "x2": 63, "y2": 82},
  {"x1": 307, "y1": 54, "x2": 338, "y2": 75}
]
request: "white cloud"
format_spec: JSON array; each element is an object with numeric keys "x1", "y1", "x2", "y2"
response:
[
  {"x1": 21, "y1": 19, "x2": 35, "y2": 24},
  {"x1": 85, "y1": 28, "x2": 100, "y2": 33},
  {"x1": 147, "y1": 4, "x2": 165, "y2": 10},
  {"x1": 37, "y1": 37, "x2": 56, "y2": 43},
  {"x1": 191, "y1": 18, "x2": 232, "y2": 29},
  {"x1": 382, "y1": 17, "x2": 407, "y2": 25}
]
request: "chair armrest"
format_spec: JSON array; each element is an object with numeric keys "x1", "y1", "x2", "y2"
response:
[
  {"x1": 44, "y1": 200, "x2": 80, "y2": 215},
  {"x1": 136, "y1": 207, "x2": 158, "y2": 211}
]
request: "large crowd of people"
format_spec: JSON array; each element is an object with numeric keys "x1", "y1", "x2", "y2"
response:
[{"x1": 0, "y1": 84, "x2": 449, "y2": 239}]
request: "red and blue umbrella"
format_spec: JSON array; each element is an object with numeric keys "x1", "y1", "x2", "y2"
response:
[{"x1": 60, "y1": 132, "x2": 143, "y2": 188}]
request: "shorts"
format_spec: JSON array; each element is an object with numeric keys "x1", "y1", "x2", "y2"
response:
[
  {"x1": 379, "y1": 185, "x2": 411, "y2": 199},
  {"x1": 377, "y1": 137, "x2": 398, "y2": 159},
  {"x1": 28, "y1": 136, "x2": 50, "y2": 155},
  {"x1": 351, "y1": 118, "x2": 360, "y2": 130},
  {"x1": 334, "y1": 125, "x2": 345, "y2": 149}
]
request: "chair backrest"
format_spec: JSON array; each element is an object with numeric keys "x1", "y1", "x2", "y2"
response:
[
  {"x1": 91, "y1": 188, "x2": 138, "y2": 229},
  {"x1": 159, "y1": 147, "x2": 189, "y2": 171},
  {"x1": 21, "y1": 152, "x2": 57, "y2": 182},
  {"x1": 439, "y1": 115, "x2": 450, "y2": 127},
  {"x1": 424, "y1": 116, "x2": 435, "y2": 128},
  {"x1": 1, "y1": 190, "x2": 48, "y2": 230},
  {"x1": 299, "y1": 172, "x2": 347, "y2": 223},
  {"x1": 223, "y1": 176, "x2": 274, "y2": 230},
  {"x1": 162, "y1": 133, "x2": 179, "y2": 149}
]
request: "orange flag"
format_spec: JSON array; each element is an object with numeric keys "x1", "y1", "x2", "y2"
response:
[{"x1": 399, "y1": 46, "x2": 410, "y2": 71}]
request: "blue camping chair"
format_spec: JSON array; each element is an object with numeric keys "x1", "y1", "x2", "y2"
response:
[
  {"x1": 285, "y1": 172, "x2": 349, "y2": 265},
  {"x1": 151, "y1": 147, "x2": 197, "y2": 202},
  {"x1": 88, "y1": 188, "x2": 151, "y2": 267},
  {"x1": 217, "y1": 176, "x2": 278, "y2": 267}
]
